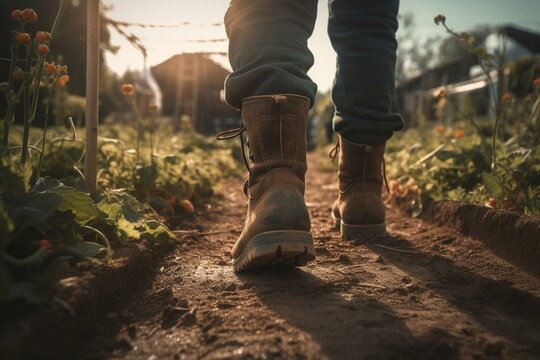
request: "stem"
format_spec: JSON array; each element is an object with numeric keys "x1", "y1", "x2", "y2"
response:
[
  {"x1": 49, "y1": 0, "x2": 70, "y2": 47},
  {"x1": 35, "y1": 89, "x2": 52, "y2": 181},
  {"x1": 150, "y1": 111, "x2": 155, "y2": 167},
  {"x1": 129, "y1": 97, "x2": 143, "y2": 165},
  {"x1": 2, "y1": 33, "x2": 20, "y2": 147},
  {"x1": 20, "y1": 49, "x2": 32, "y2": 167}
]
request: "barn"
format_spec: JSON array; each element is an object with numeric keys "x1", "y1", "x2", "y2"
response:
[{"x1": 151, "y1": 53, "x2": 241, "y2": 135}]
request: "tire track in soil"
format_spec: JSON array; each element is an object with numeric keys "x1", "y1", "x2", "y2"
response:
[{"x1": 80, "y1": 154, "x2": 540, "y2": 360}]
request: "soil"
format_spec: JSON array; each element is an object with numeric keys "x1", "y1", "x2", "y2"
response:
[{"x1": 77, "y1": 154, "x2": 540, "y2": 360}]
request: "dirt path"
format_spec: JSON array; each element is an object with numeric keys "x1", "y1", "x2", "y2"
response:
[{"x1": 81, "y1": 154, "x2": 540, "y2": 360}]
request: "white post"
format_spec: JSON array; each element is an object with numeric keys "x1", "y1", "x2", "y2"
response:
[{"x1": 85, "y1": 0, "x2": 100, "y2": 192}]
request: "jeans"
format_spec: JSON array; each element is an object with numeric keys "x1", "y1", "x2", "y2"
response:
[{"x1": 224, "y1": 0, "x2": 404, "y2": 144}]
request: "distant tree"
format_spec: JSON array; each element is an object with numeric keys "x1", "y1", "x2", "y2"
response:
[{"x1": 396, "y1": 13, "x2": 440, "y2": 81}]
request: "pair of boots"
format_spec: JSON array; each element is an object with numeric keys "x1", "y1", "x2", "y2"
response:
[{"x1": 218, "y1": 95, "x2": 387, "y2": 272}]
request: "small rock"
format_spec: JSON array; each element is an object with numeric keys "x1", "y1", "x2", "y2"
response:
[
  {"x1": 115, "y1": 337, "x2": 133, "y2": 352},
  {"x1": 127, "y1": 325, "x2": 137, "y2": 339},
  {"x1": 162, "y1": 306, "x2": 189, "y2": 329},
  {"x1": 174, "y1": 297, "x2": 189, "y2": 308},
  {"x1": 224, "y1": 283, "x2": 237, "y2": 292},
  {"x1": 338, "y1": 254, "x2": 352, "y2": 265},
  {"x1": 180, "y1": 310, "x2": 197, "y2": 327},
  {"x1": 156, "y1": 286, "x2": 173, "y2": 298},
  {"x1": 217, "y1": 259, "x2": 228, "y2": 266},
  {"x1": 315, "y1": 247, "x2": 330, "y2": 255},
  {"x1": 217, "y1": 303, "x2": 234, "y2": 310},
  {"x1": 375, "y1": 255, "x2": 387, "y2": 264},
  {"x1": 393, "y1": 287, "x2": 408, "y2": 296},
  {"x1": 240, "y1": 282, "x2": 252, "y2": 290},
  {"x1": 402, "y1": 275, "x2": 412, "y2": 284},
  {"x1": 442, "y1": 237, "x2": 455, "y2": 245}
]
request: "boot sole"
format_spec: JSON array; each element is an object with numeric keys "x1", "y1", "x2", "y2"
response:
[
  {"x1": 233, "y1": 230, "x2": 316, "y2": 273},
  {"x1": 331, "y1": 213, "x2": 387, "y2": 241}
]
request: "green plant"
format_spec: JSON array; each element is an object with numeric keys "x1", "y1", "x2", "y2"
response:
[{"x1": 1, "y1": 2, "x2": 69, "y2": 171}]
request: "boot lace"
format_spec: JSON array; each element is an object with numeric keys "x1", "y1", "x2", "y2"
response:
[
  {"x1": 216, "y1": 124, "x2": 250, "y2": 172},
  {"x1": 328, "y1": 138, "x2": 390, "y2": 193}
]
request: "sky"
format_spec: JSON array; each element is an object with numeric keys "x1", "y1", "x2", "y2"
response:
[{"x1": 103, "y1": 0, "x2": 540, "y2": 92}]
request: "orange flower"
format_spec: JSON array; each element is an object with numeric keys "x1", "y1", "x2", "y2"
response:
[
  {"x1": 46, "y1": 63, "x2": 57, "y2": 75},
  {"x1": 452, "y1": 129, "x2": 465, "y2": 139},
  {"x1": 437, "y1": 88, "x2": 446, "y2": 99},
  {"x1": 56, "y1": 75, "x2": 70, "y2": 87},
  {"x1": 121, "y1": 83, "x2": 135, "y2": 96},
  {"x1": 533, "y1": 78, "x2": 540, "y2": 87},
  {"x1": 501, "y1": 92, "x2": 512, "y2": 103},
  {"x1": 16, "y1": 32, "x2": 31, "y2": 45},
  {"x1": 37, "y1": 44, "x2": 49, "y2": 56},
  {"x1": 38, "y1": 239, "x2": 53, "y2": 251},
  {"x1": 11, "y1": 9, "x2": 23, "y2": 21},
  {"x1": 12, "y1": 69, "x2": 24, "y2": 82},
  {"x1": 435, "y1": 124, "x2": 446, "y2": 134},
  {"x1": 486, "y1": 197, "x2": 497, "y2": 208},
  {"x1": 22, "y1": 8, "x2": 38, "y2": 23},
  {"x1": 35, "y1": 31, "x2": 51, "y2": 44}
]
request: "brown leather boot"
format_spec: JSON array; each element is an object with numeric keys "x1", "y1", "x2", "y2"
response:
[
  {"x1": 331, "y1": 136, "x2": 387, "y2": 241},
  {"x1": 218, "y1": 94, "x2": 316, "y2": 272}
]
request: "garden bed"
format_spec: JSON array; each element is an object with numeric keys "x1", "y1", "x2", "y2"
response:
[
  {"x1": 404, "y1": 200, "x2": 540, "y2": 277},
  {"x1": 0, "y1": 237, "x2": 173, "y2": 360}
]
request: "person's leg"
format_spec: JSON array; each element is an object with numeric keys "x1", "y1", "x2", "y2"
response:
[
  {"x1": 328, "y1": 0, "x2": 403, "y2": 144},
  {"x1": 328, "y1": 0, "x2": 402, "y2": 240},
  {"x1": 224, "y1": 0, "x2": 318, "y2": 109},
  {"x1": 220, "y1": 0, "x2": 319, "y2": 271}
]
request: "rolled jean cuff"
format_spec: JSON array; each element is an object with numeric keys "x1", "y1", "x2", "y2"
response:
[
  {"x1": 333, "y1": 112, "x2": 404, "y2": 144},
  {"x1": 224, "y1": 67, "x2": 317, "y2": 109}
]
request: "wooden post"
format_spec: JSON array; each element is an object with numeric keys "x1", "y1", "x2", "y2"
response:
[{"x1": 85, "y1": 0, "x2": 100, "y2": 192}]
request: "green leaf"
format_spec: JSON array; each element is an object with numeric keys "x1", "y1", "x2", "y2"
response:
[
  {"x1": 7, "y1": 191, "x2": 60, "y2": 217},
  {"x1": 33, "y1": 176, "x2": 62, "y2": 192},
  {"x1": 59, "y1": 241, "x2": 106, "y2": 258},
  {"x1": 97, "y1": 201, "x2": 123, "y2": 220},
  {"x1": 49, "y1": 185, "x2": 99, "y2": 222},
  {"x1": 143, "y1": 220, "x2": 175, "y2": 244},
  {"x1": 116, "y1": 216, "x2": 140, "y2": 242},
  {"x1": 8, "y1": 205, "x2": 55, "y2": 232},
  {"x1": 482, "y1": 172, "x2": 503, "y2": 197}
]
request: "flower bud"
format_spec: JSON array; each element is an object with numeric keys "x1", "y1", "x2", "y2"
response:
[{"x1": 22, "y1": 8, "x2": 38, "y2": 23}]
